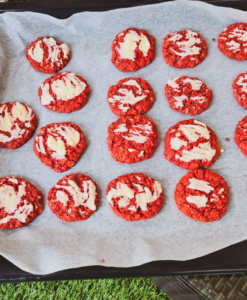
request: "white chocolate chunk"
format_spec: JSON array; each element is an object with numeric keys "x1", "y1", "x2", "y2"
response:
[
  {"x1": 185, "y1": 30, "x2": 199, "y2": 39},
  {"x1": 116, "y1": 122, "x2": 153, "y2": 144},
  {"x1": 171, "y1": 32, "x2": 202, "y2": 58},
  {"x1": 123, "y1": 130, "x2": 148, "y2": 143},
  {"x1": 170, "y1": 137, "x2": 187, "y2": 150},
  {"x1": 0, "y1": 182, "x2": 26, "y2": 213},
  {"x1": 0, "y1": 200, "x2": 33, "y2": 224},
  {"x1": 41, "y1": 73, "x2": 86, "y2": 105},
  {"x1": 135, "y1": 181, "x2": 162, "y2": 211},
  {"x1": 167, "y1": 77, "x2": 180, "y2": 90},
  {"x1": 51, "y1": 73, "x2": 86, "y2": 101},
  {"x1": 229, "y1": 27, "x2": 247, "y2": 42},
  {"x1": 0, "y1": 103, "x2": 33, "y2": 143},
  {"x1": 183, "y1": 78, "x2": 202, "y2": 90},
  {"x1": 173, "y1": 95, "x2": 188, "y2": 108},
  {"x1": 47, "y1": 135, "x2": 66, "y2": 159},
  {"x1": 35, "y1": 136, "x2": 46, "y2": 154},
  {"x1": 236, "y1": 73, "x2": 247, "y2": 93},
  {"x1": 114, "y1": 121, "x2": 153, "y2": 144},
  {"x1": 40, "y1": 83, "x2": 55, "y2": 105},
  {"x1": 186, "y1": 195, "x2": 208, "y2": 208},
  {"x1": 176, "y1": 141, "x2": 216, "y2": 162},
  {"x1": 56, "y1": 126, "x2": 80, "y2": 147},
  {"x1": 107, "y1": 180, "x2": 162, "y2": 212},
  {"x1": 56, "y1": 180, "x2": 97, "y2": 211},
  {"x1": 123, "y1": 79, "x2": 142, "y2": 89},
  {"x1": 133, "y1": 123, "x2": 153, "y2": 133},
  {"x1": 168, "y1": 33, "x2": 183, "y2": 42},
  {"x1": 190, "y1": 96, "x2": 205, "y2": 103},
  {"x1": 210, "y1": 194, "x2": 220, "y2": 202},
  {"x1": 107, "y1": 182, "x2": 135, "y2": 206},
  {"x1": 114, "y1": 124, "x2": 128, "y2": 133},
  {"x1": 0, "y1": 181, "x2": 33, "y2": 225},
  {"x1": 28, "y1": 40, "x2": 43, "y2": 63},
  {"x1": 56, "y1": 190, "x2": 69, "y2": 205},
  {"x1": 11, "y1": 102, "x2": 31, "y2": 122},
  {"x1": 226, "y1": 40, "x2": 240, "y2": 52},
  {"x1": 179, "y1": 122, "x2": 210, "y2": 142},
  {"x1": 117, "y1": 30, "x2": 150, "y2": 60},
  {"x1": 138, "y1": 150, "x2": 144, "y2": 157},
  {"x1": 188, "y1": 178, "x2": 214, "y2": 194},
  {"x1": 28, "y1": 37, "x2": 70, "y2": 66},
  {"x1": 43, "y1": 37, "x2": 70, "y2": 66},
  {"x1": 7, "y1": 177, "x2": 18, "y2": 184},
  {"x1": 108, "y1": 79, "x2": 146, "y2": 113},
  {"x1": 0, "y1": 109, "x2": 13, "y2": 132}
]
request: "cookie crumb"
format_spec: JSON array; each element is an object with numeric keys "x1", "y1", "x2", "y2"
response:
[
  {"x1": 211, "y1": 38, "x2": 215, "y2": 42},
  {"x1": 225, "y1": 137, "x2": 230, "y2": 141},
  {"x1": 220, "y1": 148, "x2": 225, "y2": 153},
  {"x1": 100, "y1": 259, "x2": 105, "y2": 263}
]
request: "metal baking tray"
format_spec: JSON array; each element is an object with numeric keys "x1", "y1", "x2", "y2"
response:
[{"x1": 0, "y1": 0, "x2": 247, "y2": 281}]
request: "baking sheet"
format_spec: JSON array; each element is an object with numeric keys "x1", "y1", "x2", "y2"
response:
[{"x1": 0, "y1": 0, "x2": 247, "y2": 275}]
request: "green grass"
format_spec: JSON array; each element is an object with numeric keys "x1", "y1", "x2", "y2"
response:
[{"x1": 0, "y1": 277, "x2": 170, "y2": 300}]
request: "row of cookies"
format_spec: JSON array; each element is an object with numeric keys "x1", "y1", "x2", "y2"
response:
[{"x1": 0, "y1": 166, "x2": 230, "y2": 229}]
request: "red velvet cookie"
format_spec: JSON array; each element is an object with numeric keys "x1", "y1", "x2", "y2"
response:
[
  {"x1": 107, "y1": 77, "x2": 154, "y2": 116},
  {"x1": 0, "y1": 176, "x2": 43, "y2": 229},
  {"x1": 162, "y1": 30, "x2": 207, "y2": 68},
  {"x1": 111, "y1": 28, "x2": 155, "y2": 72},
  {"x1": 165, "y1": 76, "x2": 212, "y2": 115},
  {"x1": 0, "y1": 102, "x2": 36, "y2": 149},
  {"x1": 26, "y1": 36, "x2": 70, "y2": 74},
  {"x1": 38, "y1": 72, "x2": 90, "y2": 113},
  {"x1": 107, "y1": 114, "x2": 158, "y2": 164},
  {"x1": 106, "y1": 173, "x2": 164, "y2": 221},
  {"x1": 174, "y1": 169, "x2": 230, "y2": 222},
  {"x1": 218, "y1": 23, "x2": 247, "y2": 60},
  {"x1": 235, "y1": 115, "x2": 247, "y2": 156},
  {"x1": 232, "y1": 72, "x2": 247, "y2": 108},
  {"x1": 33, "y1": 122, "x2": 86, "y2": 172},
  {"x1": 164, "y1": 119, "x2": 219, "y2": 170},
  {"x1": 47, "y1": 173, "x2": 99, "y2": 222}
]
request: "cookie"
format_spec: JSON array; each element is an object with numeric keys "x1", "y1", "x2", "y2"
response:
[
  {"x1": 232, "y1": 72, "x2": 247, "y2": 108},
  {"x1": 174, "y1": 169, "x2": 229, "y2": 222},
  {"x1": 33, "y1": 122, "x2": 86, "y2": 172},
  {"x1": 164, "y1": 119, "x2": 219, "y2": 170},
  {"x1": 235, "y1": 115, "x2": 247, "y2": 156},
  {"x1": 0, "y1": 102, "x2": 36, "y2": 149},
  {"x1": 38, "y1": 72, "x2": 90, "y2": 113},
  {"x1": 26, "y1": 36, "x2": 70, "y2": 74},
  {"x1": 107, "y1": 114, "x2": 158, "y2": 164},
  {"x1": 162, "y1": 30, "x2": 207, "y2": 68},
  {"x1": 111, "y1": 28, "x2": 155, "y2": 72},
  {"x1": 218, "y1": 23, "x2": 247, "y2": 60},
  {"x1": 47, "y1": 173, "x2": 99, "y2": 222},
  {"x1": 165, "y1": 76, "x2": 212, "y2": 115},
  {"x1": 106, "y1": 173, "x2": 164, "y2": 221},
  {"x1": 107, "y1": 77, "x2": 155, "y2": 116},
  {"x1": 0, "y1": 176, "x2": 43, "y2": 229}
]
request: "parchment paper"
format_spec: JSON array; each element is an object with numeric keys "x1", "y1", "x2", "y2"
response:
[{"x1": 0, "y1": 0, "x2": 247, "y2": 275}]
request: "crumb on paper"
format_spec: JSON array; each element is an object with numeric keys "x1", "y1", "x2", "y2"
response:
[
  {"x1": 220, "y1": 148, "x2": 225, "y2": 153},
  {"x1": 212, "y1": 38, "x2": 215, "y2": 42},
  {"x1": 100, "y1": 259, "x2": 105, "y2": 263},
  {"x1": 225, "y1": 137, "x2": 230, "y2": 141}
]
